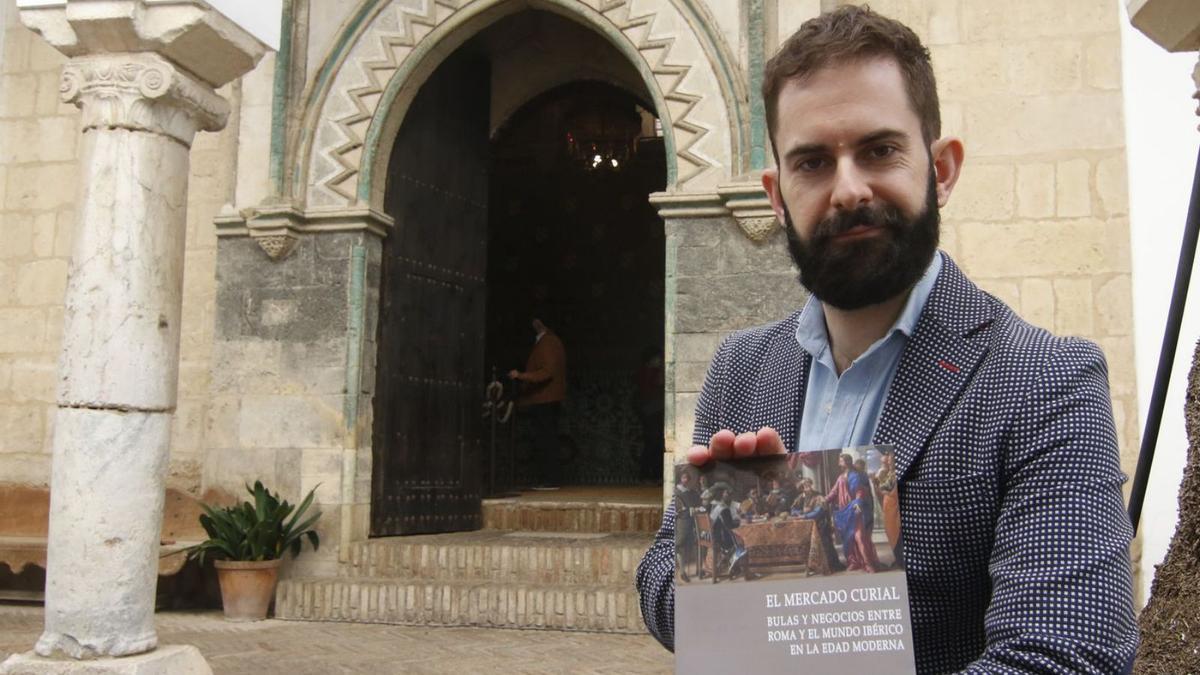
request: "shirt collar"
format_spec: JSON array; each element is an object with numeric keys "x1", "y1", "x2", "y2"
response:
[{"x1": 794, "y1": 251, "x2": 944, "y2": 357}]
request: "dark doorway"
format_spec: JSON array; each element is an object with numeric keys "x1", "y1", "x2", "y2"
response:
[
  {"x1": 370, "y1": 51, "x2": 490, "y2": 536},
  {"x1": 486, "y1": 81, "x2": 668, "y2": 489}
]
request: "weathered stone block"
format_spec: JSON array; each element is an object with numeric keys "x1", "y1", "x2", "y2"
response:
[
  {"x1": 1056, "y1": 159, "x2": 1092, "y2": 217},
  {"x1": 1005, "y1": 39, "x2": 1083, "y2": 95},
  {"x1": 668, "y1": 217, "x2": 724, "y2": 248},
  {"x1": 942, "y1": 162, "x2": 1014, "y2": 222},
  {"x1": 6, "y1": 162, "x2": 78, "y2": 211},
  {"x1": 674, "y1": 273, "x2": 803, "y2": 333},
  {"x1": 674, "y1": 361, "x2": 710, "y2": 394},
  {"x1": 976, "y1": 278, "x2": 1020, "y2": 312},
  {"x1": 965, "y1": 93, "x2": 1124, "y2": 156},
  {"x1": 673, "y1": 332, "x2": 724, "y2": 364},
  {"x1": 1096, "y1": 275, "x2": 1133, "y2": 336},
  {"x1": 0, "y1": 74, "x2": 36, "y2": 117},
  {"x1": 1095, "y1": 153, "x2": 1128, "y2": 216},
  {"x1": 718, "y1": 225, "x2": 795, "y2": 276},
  {"x1": 1085, "y1": 33, "x2": 1122, "y2": 91},
  {"x1": 9, "y1": 358, "x2": 54, "y2": 402},
  {"x1": 674, "y1": 244, "x2": 719, "y2": 278},
  {"x1": 926, "y1": 0, "x2": 960, "y2": 45},
  {"x1": 169, "y1": 398, "x2": 206, "y2": 454},
  {"x1": 1020, "y1": 277, "x2": 1054, "y2": 330},
  {"x1": 53, "y1": 209, "x2": 74, "y2": 257},
  {"x1": 1097, "y1": 336, "x2": 1136, "y2": 398},
  {"x1": 0, "y1": 261, "x2": 13, "y2": 299},
  {"x1": 958, "y1": 220, "x2": 1110, "y2": 277},
  {"x1": 2, "y1": 25, "x2": 32, "y2": 74},
  {"x1": 203, "y1": 395, "x2": 240, "y2": 449},
  {"x1": 15, "y1": 258, "x2": 67, "y2": 306},
  {"x1": 962, "y1": 0, "x2": 1116, "y2": 41},
  {"x1": 31, "y1": 212, "x2": 56, "y2": 257},
  {"x1": 674, "y1": 392, "x2": 698, "y2": 452},
  {"x1": 203, "y1": 446, "x2": 279, "y2": 497},
  {"x1": 0, "y1": 213, "x2": 34, "y2": 258},
  {"x1": 0, "y1": 402, "x2": 43, "y2": 452},
  {"x1": 932, "y1": 43, "x2": 1007, "y2": 98},
  {"x1": 1016, "y1": 162, "x2": 1056, "y2": 219},
  {"x1": 0, "y1": 308, "x2": 44, "y2": 353},
  {"x1": 1053, "y1": 277, "x2": 1095, "y2": 336},
  {"x1": 238, "y1": 394, "x2": 344, "y2": 449}
]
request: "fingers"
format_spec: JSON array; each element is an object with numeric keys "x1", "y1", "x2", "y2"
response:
[
  {"x1": 686, "y1": 445, "x2": 712, "y2": 466},
  {"x1": 755, "y1": 427, "x2": 787, "y2": 455},
  {"x1": 710, "y1": 429, "x2": 736, "y2": 460},
  {"x1": 733, "y1": 432, "x2": 758, "y2": 457}
]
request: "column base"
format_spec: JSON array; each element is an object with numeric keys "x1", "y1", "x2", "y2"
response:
[{"x1": 0, "y1": 646, "x2": 211, "y2": 675}]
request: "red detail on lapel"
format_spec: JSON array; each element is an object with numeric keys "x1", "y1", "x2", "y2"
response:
[{"x1": 938, "y1": 359, "x2": 960, "y2": 374}]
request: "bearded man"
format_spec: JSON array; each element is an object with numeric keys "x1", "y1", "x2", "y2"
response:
[{"x1": 634, "y1": 6, "x2": 1136, "y2": 672}]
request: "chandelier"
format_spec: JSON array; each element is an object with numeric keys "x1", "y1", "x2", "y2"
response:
[{"x1": 564, "y1": 98, "x2": 643, "y2": 171}]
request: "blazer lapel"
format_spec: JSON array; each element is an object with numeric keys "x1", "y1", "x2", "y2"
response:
[
  {"x1": 874, "y1": 256, "x2": 993, "y2": 482},
  {"x1": 753, "y1": 315, "x2": 810, "y2": 452}
]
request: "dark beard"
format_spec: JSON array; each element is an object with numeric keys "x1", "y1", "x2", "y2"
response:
[{"x1": 783, "y1": 173, "x2": 940, "y2": 310}]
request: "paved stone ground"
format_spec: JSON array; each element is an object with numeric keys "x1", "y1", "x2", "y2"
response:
[{"x1": 0, "y1": 605, "x2": 672, "y2": 674}]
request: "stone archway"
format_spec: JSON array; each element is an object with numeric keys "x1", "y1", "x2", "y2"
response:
[{"x1": 291, "y1": 0, "x2": 747, "y2": 212}]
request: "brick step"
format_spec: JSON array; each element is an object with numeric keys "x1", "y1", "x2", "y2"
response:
[
  {"x1": 275, "y1": 577, "x2": 645, "y2": 633},
  {"x1": 481, "y1": 497, "x2": 662, "y2": 534},
  {"x1": 343, "y1": 530, "x2": 653, "y2": 586}
]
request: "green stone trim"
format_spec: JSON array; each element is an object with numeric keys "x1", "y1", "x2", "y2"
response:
[
  {"x1": 357, "y1": 0, "x2": 680, "y2": 203},
  {"x1": 747, "y1": 0, "x2": 767, "y2": 170},
  {"x1": 291, "y1": 0, "x2": 385, "y2": 198},
  {"x1": 344, "y1": 244, "x2": 368, "y2": 429},
  {"x1": 269, "y1": 0, "x2": 295, "y2": 197},
  {"x1": 676, "y1": 0, "x2": 752, "y2": 175}
]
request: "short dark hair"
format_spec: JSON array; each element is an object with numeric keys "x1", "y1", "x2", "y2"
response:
[{"x1": 762, "y1": 5, "x2": 941, "y2": 149}]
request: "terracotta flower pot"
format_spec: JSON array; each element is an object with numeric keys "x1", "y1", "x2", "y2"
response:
[{"x1": 213, "y1": 558, "x2": 282, "y2": 621}]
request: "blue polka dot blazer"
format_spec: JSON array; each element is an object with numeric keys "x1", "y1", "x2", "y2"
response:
[{"x1": 636, "y1": 255, "x2": 1137, "y2": 673}]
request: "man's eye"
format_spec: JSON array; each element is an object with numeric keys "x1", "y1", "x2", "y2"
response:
[
  {"x1": 868, "y1": 145, "x2": 897, "y2": 159},
  {"x1": 796, "y1": 157, "x2": 827, "y2": 172}
]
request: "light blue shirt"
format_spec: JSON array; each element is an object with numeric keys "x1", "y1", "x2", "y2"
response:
[{"x1": 795, "y1": 252, "x2": 943, "y2": 452}]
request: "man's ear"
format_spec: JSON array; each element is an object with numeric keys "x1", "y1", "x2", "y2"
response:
[
  {"x1": 762, "y1": 169, "x2": 787, "y2": 223},
  {"x1": 929, "y1": 136, "x2": 965, "y2": 208}
]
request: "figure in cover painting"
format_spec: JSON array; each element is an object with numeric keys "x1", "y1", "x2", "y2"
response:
[{"x1": 825, "y1": 453, "x2": 882, "y2": 573}]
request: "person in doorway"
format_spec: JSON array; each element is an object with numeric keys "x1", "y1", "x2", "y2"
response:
[
  {"x1": 634, "y1": 6, "x2": 1136, "y2": 671},
  {"x1": 509, "y1": 317, "x2": 567, "y2": 490}
]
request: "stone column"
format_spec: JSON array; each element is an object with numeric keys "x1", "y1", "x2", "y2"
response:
[{"x1": 1, "y1": 2, "x2": 266, "y2": 671}]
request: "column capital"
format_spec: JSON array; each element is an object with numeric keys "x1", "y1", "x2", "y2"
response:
[
  {"x1": 61, "y1": 53, "x2": 229, "y2": 145},
  {"x1": 19, "y1": 0, "x2": 269, "y2": 88},
  {"x1": 1127, "y1": 0, "x2": 1200, "y2": 53}
]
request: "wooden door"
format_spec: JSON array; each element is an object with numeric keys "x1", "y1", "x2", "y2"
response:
[{"x1": 371, "y1": 52, "x2": 490, "y2": 536}]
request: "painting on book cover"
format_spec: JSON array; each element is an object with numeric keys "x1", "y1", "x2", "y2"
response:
[{"x1": 673, "y1": 445, "x2": 902, "y2": 586}]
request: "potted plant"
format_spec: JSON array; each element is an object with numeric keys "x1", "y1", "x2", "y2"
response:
[{"x1": 187, "y1": 481, "x2": 321, "y2": 621}]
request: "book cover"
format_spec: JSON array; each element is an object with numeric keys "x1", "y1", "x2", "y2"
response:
[{"x1": 673, "y1": 445, "x2": 916, "y2": 674}]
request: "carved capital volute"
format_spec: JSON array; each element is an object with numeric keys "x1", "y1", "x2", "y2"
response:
[{"x1": 60, "y1": 53, "x2": 229, "y2": 146}]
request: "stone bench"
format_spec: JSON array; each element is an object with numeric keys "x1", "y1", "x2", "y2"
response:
[{"x1": 0, "y1": 485, "x2": 213, "y2": 601}]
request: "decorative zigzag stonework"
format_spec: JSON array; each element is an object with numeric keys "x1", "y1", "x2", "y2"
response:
[{"x1": 306, "y1": 0, "x2": 728, "y2": 208}]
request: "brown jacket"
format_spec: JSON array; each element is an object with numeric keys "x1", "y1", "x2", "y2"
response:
[{"x1": 517, "y1": 330, "x2": 566, "y2": 406}]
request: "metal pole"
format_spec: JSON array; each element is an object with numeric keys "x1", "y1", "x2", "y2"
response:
[{"x1": 1128, "y1": 146, "x2": 1200, "y2": 533}]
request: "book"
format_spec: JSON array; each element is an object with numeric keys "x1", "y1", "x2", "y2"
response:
[{"x1": 673, "y1": 445, "x2": 916, "y2": 674}]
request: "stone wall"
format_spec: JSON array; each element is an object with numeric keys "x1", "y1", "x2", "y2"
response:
[
  {"x1": 0, "y1": 7, "x2": 245, "y2": 495},
  {"x1": 207, "y1": 232, "x2": 383, "y2": 576}
]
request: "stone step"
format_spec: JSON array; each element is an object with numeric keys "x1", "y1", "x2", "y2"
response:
[
  {"x1": 481, "y1": 497, "x2": 662, "y2": 534},
  {"x1": 343, "y1": 530, "x2": 653, "y2": 586},
  {"x1": 275, "y1": 577, "x2": 645, "y2": 633}
]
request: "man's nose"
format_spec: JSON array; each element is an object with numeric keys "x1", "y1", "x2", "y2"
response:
[{"x1": 829, "y1": 159, "x2": 872, "y2": 211}]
